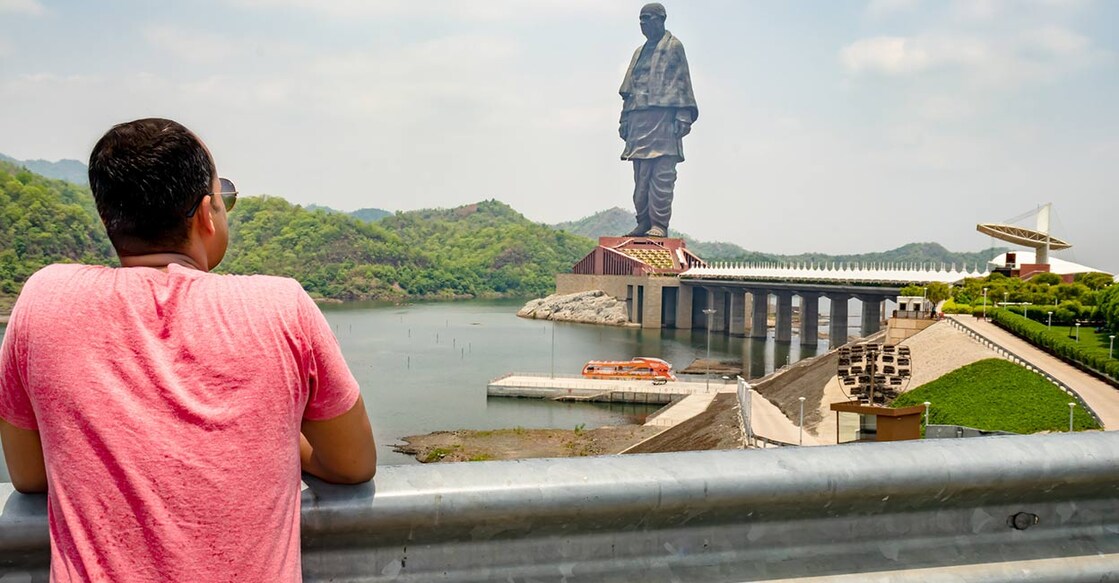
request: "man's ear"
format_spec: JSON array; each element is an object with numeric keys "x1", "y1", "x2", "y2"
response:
[{"x1": 195, "y1": 194, "x2": 217, "y2": 236}]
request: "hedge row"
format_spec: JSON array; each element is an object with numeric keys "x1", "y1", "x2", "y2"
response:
[{"x1": 989, "y1": 309, "x2": 1119, "y2": 383}]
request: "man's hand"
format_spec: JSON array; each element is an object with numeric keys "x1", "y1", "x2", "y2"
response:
[
  {"x1": 301, "y1": 394, "x2": 376, "y2": 484},
  {"x1": 0, "y1": 419, "x2": 47, "y2": 493},
  {"x1": 675, "y1": 120, "x2": 692, "y2": 138}
]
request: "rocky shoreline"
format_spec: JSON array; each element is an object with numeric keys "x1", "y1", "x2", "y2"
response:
[{"x1": 517, "y1": 290, "x2": 633, "y2": 326}]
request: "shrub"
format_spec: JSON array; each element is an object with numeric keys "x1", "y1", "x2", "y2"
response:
[{"x1": 989, "y1": 310, "x2": 1119, "y2": 382}]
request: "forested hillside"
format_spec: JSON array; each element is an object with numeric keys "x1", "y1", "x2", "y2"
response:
[
  {"x1": 0, "y1": 153, "x2": 89, "y2": 185},
  {"x1": 554, "y1": 207, "x2": 1006, "y2": 265},
  {"x1": 0, "y1": 162, "x2": 592, "y2": 301},
  {"x1": 0, "y1": 160, "x2": 114, "y2": 294},
  {"x1": 377, "y1": 200, "x2": 595, "y2": 297},
  {"x1": 222, "y1": 198, "x2": 593, "y2": 299}
]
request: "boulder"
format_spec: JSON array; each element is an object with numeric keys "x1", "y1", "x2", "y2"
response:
[{"x1": 517, "y1": 290, "x2": 631, "y2": 326}]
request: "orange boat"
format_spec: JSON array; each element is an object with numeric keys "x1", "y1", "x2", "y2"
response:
[{"x1": 581, "y1": 357, "x2": 676, "y2": 384}]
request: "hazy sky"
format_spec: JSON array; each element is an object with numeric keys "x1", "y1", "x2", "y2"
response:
[{"x1": 1, "y1": 0, "x2": 1116, "y2": 271}]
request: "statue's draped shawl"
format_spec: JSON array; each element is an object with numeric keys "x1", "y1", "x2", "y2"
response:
[{"x1": 619, "y1": 31, "x2": 698, "y2": 121}]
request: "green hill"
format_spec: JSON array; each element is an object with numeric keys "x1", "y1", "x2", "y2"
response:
[
  {"x1": 0, "y1": 153, "x2": 89, "y2": 185},
  {"x1": 224, "y1": 198, "x2": 594, "y2": 299},
  {"x1": 0, "y1": 163, "x2": 592, "y2": 301},
  {"x1": 0, "y1": 160, "x2": 115, "y2": 294},
  {"x1": 553, "y1": 208, "x2": 1005, "y2": 266},
  {"x1": 304, "y1": 204, "x2": 392, "y2": 223}
]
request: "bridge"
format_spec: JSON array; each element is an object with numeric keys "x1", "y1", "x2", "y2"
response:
[
  {"x1": 2, "y1": 432, "x2": 1116, "y2": 580},
  {"x1": 679, "y1": 262, "x2": 990, "y2": 345}
]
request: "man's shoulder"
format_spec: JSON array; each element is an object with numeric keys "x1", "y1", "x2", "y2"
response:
[
  {"x1": 214, "y1": 272, "x2": 308, "y2": 298},
  {"x1": 23, "y1": 263, "x2": 103, "y2": 288}
]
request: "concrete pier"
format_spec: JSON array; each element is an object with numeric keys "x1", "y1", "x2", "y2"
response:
[
  {"x1": 750, "y1": 291, "x2": 768, "y2": 339},
  {"x1": 488, "y1": 374, "x2": 724, "y2": 403},
  {"x1": 800, "y1": 293, "x2": 820, "y2": 346},
  {"x1": 775, "y1": 292, "x2": 793, "y2": 342},
  {"x1": 710, "y1": 289, "x2": 727, "y2": 333},
  {"x1": 830, "y1": 294, "x2": 849, "y2": 346},
  {"x1": 728, "y1": 292, "x2": 746, "y2": 337},
  {"x1": 861, "y1": 296, "x2": 883, "y2": 335}
]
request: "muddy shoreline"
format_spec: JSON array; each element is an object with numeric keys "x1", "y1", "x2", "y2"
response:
[{"x1": 394, "y1": 425, "x2": 662, "y2": 463}]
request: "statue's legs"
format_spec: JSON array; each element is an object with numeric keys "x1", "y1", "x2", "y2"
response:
[{"x1": 632, "y1": 157, "x2": 678, "y2": 234}]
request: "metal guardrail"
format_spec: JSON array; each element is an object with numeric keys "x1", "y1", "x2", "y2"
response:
[
  {"x1": 926, "y1": 424, "x2": 1018, "y2": 439},
  {"x1": 947, "y1": 317, "x2": 1104, "y2": 426},
  {"x1": 3, "y1": 433, "x2": 1119, "y2": 580}
]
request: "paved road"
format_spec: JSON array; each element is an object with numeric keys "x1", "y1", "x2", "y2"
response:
[{"x1": 949, "y1": 316, "x2": 1119, "y2": 430}]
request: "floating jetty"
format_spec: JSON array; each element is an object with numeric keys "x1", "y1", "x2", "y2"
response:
[{"x1": 488, "y1": 373, "x2": 731, "y2": 403}]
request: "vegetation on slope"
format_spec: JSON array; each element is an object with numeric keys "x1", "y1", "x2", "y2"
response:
[
  {"x1": 0, "y1": 160, "x2": 114, "y2": 294},
  {"x1": 0, "y1": 153, "x2": 89, "y2": 185},
  {"x1": 892, "y1": 359, "x2": 1100, "y2": 433},
  {"x1": 0, "y1": 163, "x2": 591, "y2": 302},
  {"x1": 216, "y1": 196, "x2": 598, "y2": 300},
  {"x1": 945, "y1": 271, "x2": 1114, "y2": 325},
  {"x1": 377, "y1": 200, "x2": 595, "y2": 298},
  {"x1": 552, "y1": 207, "x2": 1006, "y2": 265}
]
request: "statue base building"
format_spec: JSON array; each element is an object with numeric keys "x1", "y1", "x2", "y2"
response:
[{"x1": 558, "y1": 237, "x2": 706, "y2": 329}]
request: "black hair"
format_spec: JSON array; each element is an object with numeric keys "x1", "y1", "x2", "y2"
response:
[{"x1": 88, "y1": 118, "x2": 214, "y2": 255}]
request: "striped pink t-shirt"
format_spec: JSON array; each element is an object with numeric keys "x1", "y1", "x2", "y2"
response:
[{"x1": 0, "y1": 263, "x2": 361, "y2": 582}]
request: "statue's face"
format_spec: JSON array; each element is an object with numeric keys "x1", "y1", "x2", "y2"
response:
[{"x1": 639, "y1": 12, "x2": 665, "y2": 41}]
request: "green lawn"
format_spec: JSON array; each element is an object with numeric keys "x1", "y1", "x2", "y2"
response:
[
  {"x1": 893, "y1": 359, "x2": 1101, "y2": 433},
  {"x1": 1054, "y1": 324, "x2": 1116, "y2": 358}
]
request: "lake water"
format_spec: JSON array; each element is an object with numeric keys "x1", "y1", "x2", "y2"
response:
[{"x1": 0, "y1": 298, "x2": 842, "y2": 474}]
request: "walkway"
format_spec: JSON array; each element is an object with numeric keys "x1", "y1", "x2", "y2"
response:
[{"x1": 949, "y1": 316, "x2": 1119, "y2": 430}]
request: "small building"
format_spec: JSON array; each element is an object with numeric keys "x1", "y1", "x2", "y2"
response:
[{"x1": 829, "y1": 402, "x2": 926, "y2": 443}]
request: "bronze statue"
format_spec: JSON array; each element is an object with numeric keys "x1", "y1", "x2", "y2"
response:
[{"x1": 619, "y1": 3, "x2": 698, "y2": 238}]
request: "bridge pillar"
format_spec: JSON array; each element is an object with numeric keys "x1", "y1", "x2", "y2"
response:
[
  {"x1": 800, "y1": 293, "x2": 820, "y2": 347},
  {"x1": 861, "y1": 296, "x2": 883, "y2": 335},
  {"x1": 675, "y1": 284, "x2": 693, "y2": 329},
  {"x1": 750, "y1": 290, "x2": 768, "y2": 339},
  {"x1": 710, "y1": 289, "x2": 727, "y2": 333},
  {"x1": 829, "y1": 294, "x2": 849, "y2": 347},
  {"x1": 775, "y1": 292, "x2": 793, "y2": 343},
  {"x1": 728, "y1": 292, "x2": 747, "y2": 336}
]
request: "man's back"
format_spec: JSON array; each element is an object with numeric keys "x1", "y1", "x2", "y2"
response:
[{"x1": 0, "y1": 263, "x2": 360, "y2": 581}]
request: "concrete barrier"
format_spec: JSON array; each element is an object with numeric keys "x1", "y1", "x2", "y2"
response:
[{"x1": 3, "y1": 432, "x2": 1119, "y2": 580}]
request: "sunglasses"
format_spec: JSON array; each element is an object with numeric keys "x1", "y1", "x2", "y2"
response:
[{"x1": 186, "y1": 177, "x2": 238, "y2": 217}]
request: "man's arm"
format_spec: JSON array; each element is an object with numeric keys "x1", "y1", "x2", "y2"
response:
[
  {"x1": 300, "y1": 394, "x2": 376, "y2": 484},
  {"x1": 0, "y1": 419, "x2": 46, "y2": 493}
]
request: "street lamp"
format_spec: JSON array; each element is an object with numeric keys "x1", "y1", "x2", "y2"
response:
[
  {"x1": 1110, "y1": 335, "x2": 1116, "y2": 360},
  {"x1": 1047, "y1": 311, "x2": 1053, "y2": 330},
  {"x1": 1003, "y1": 292, "x2": 1008, "y2": 308},
  {"x1": 1068, "y1": 402, "x2": 1075, "y2": 432},
  {"x1": 982, "y1": 287, "x2": 988, "y2": 320},
  {"x1": 798, "y1": 396, "x2": 806, "y2": 445},
  {"x1": 702, "y1": 307, "x2": 716, "y2": 393},
  {"x1": 923, "y1": 401, "x2": 931, "y2": 428},
  {"x1": 1075, "y1": 322, "x2": 1080, "y2": 342}
]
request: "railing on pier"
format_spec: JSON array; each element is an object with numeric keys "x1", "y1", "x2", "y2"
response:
[{"x1": 3, "y1": 433, "x2": 1119, "y2": 580}]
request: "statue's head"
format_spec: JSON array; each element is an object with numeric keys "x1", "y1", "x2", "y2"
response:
[{"x1": 639, "y1": 3, "x2": 666, "y2": 41}]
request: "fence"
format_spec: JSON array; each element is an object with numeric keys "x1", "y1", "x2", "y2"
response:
[
  {"x1": 736, "y1": 376, "x2": 799, "y2": 448},
  {"x1": 3, "y1": 432, "x2": 1119, "y2": 581},
  {"x1": 947, "y1": 317, "x2": 1103, "y2": 426}
]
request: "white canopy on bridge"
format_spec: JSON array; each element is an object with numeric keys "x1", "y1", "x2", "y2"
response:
[{"x1": 682, "y1": 261, "x2": 990, "y2": 285}]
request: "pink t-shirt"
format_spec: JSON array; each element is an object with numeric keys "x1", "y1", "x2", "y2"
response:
[{"x1": 0, "y1": 263, "x2": 361, "y2": 582}]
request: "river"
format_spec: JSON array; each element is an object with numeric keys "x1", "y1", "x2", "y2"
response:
[{"x1": 0, "y1": 298, "x2": 843, "y2": 473}]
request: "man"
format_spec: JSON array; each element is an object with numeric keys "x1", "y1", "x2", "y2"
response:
[
  {"x1": 619, "y1": 2, "x2": 698, "y2": 238},
  {"x1": 0, "y1": 118, "x2": 376, "y2": 581}
]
